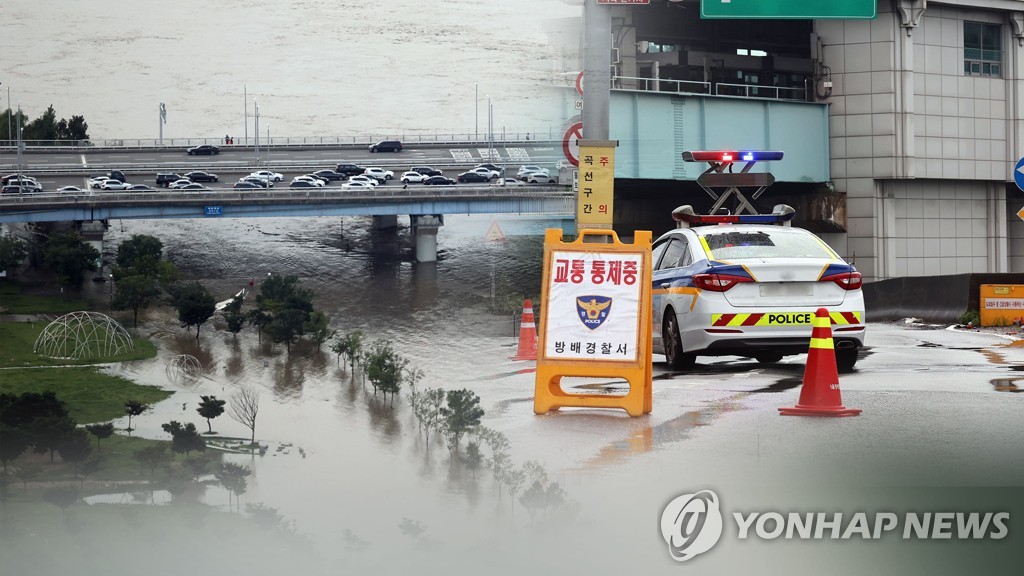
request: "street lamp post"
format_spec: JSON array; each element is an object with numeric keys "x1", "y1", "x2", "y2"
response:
[
  {"x1": 475, "y1": 82, "x2": 478, "y2": 141},
  {"x1": 16, "y1": 103, "x2": 23, "y2": 181},
  {"x1": 254, "y1": 98, "x2": 260, "y2": 166}
]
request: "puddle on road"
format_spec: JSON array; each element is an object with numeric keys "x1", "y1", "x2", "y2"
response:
[
  {"x1": 578, "y1": 393, "x2": 748, "y2": 470},
  {"x1": 990, "y1": 377, "x2": 1024, "y2": 393}
]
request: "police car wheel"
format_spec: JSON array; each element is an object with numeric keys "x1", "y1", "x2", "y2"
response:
[
  {"x1": 755, "y1": 353, "x2": 783, "y2": 364},
  {"x1": 836, "y1": 348, "x2": 858, "y2": 373},
  {"x1": 663, "y1": 312, "x2": 695, "y2": 371}
]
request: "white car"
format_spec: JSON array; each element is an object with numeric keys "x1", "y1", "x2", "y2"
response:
[
  {"x1": 468, "y1": 167, "x2": 500, "y2": 179},
  {"x1": 100, "y1": 179, "x2": 133, "y2": 190},
  {"x1": 363, "y1": 167, "x2": 394, "y2": 182},
  {"x1": 652, "y1": 204, "x2": 866, "y2": 373},
  {"x1": 494, "y1": 177, "x2": 526, "y2": 186},
  {"x1": 401, "y1": 171, "x2": 427, "y2": 184},
  {"x1": 249, "y1": 170, "x2": 284, "y2": 183},
  {"x1": 292, "y1": 176, "x2": 325, "y2": 187},
  {"x1": 341, "y1": 181, "x2": 374, "y2": 189},
  {"x1": 517, "y1": 165, "x2": 545, "y2": 178},
  {"x1": 88, "y1": 176, "x2": 109, "y2": 189},
  {"x1": 525, "y1": 170, "x2": 557, "y2": 184},
  {"x1": 348, "y1": 175, "x2": 380, "y2": 187}
]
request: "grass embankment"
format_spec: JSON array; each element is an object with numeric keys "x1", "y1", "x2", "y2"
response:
[
  {"x1": 0, "y1": 322, "x2": 157, "y2": 368},
  {"x1": 0, "y1": 280, "x2": 91, "y2": 314},
  {"x1": 0, "y1": 367, "x2": 170, "y2": 423}
]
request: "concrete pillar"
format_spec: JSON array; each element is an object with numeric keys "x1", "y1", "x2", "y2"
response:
[
  {"x1": 411, "y1": 215, "x2": 443, "y2": 263},
  {"x1": 372, "y1": 215, "x2": 398, "y2": 230}
]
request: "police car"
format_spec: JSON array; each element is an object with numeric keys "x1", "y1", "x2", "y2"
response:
[{"x1": 652, "y1": 204, "x2": 865, "y2": 372}]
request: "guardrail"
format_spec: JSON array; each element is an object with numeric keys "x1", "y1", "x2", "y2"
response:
[
  {"x1": 0, "y1": 130, "x2": 562, "y2": 151},
  {"x1": 714, "y1": 83, "x2": 807, "y2": 101},
  {"x1": 612, "y1": 75, "x2": 711, "y2": 95},
  {"x1": 0, "y1": 185, "x2": 571, "y2": 207}
]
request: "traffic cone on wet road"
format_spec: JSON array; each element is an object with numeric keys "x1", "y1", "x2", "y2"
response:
[
  {"x1": 511, "y1": 298, "x2": 538, "y2": 361},
  {"x1": 779, "y1": 307, "x2": 862, "y2": 417}
]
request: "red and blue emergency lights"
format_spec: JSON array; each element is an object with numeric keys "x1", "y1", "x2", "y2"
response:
[
  {"x1": 682, "y1": 150, "x2": 785, "y2": 163},
  {"x1": 671, "y1": 204, "x2": 796, "y2": 226}
]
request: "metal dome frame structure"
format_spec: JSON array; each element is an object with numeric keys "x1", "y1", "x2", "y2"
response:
[
  {"x1": 166, "y1": 354, "x2": 203, "y2": 383},
  {"x1": 33, "y1": 311, "x2": 135, "y2": 360}
]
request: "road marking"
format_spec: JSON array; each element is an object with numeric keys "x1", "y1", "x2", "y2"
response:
[{"x1": 80, "y1": 154, "x2": 87, "y2": 167}]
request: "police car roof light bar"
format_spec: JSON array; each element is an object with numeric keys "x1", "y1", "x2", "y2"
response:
[
  {"x1": 682, "y1": 150, "x2": 785, "y2": 164},
  {"x1": 672, "y1": 204, "x2": 796, "y2": 228}
]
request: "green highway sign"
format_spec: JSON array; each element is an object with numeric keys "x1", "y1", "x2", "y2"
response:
[{"x1": 701, "y1": 0, "x2": 877, "y2": 19}]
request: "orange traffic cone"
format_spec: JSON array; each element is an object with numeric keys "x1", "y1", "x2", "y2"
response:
[
  {"x1": 779, "y1": 307, "x2": 862, "y2": 417},
  {"x1": 511, "y1": 298, "x2": 538, "y2": 361}
]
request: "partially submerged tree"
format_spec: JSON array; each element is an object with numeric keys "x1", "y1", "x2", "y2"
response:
[
  {"x1": 304, "y1": 310, "x2": 335, "y2": 352},
  {"x1": 161, "y1": 421, "x2": 207, "y2": 456},
  {"x1": 123, "y1": 399, "x2": 149, "y2": 433},
  {"x1": 222, "y1": 295, "x2": 246, "y2": 338},
  {"x1": 364, "y1": 339, "x2": 407, "y2": 405},
  {"x1": 215, "y1": 462, "x2": 251, "y2": 513},
  {"x1": 85, "y1": 422, "x2": 115, "y2": 452},
  {"x1": 112, "y1": 274, "x2": 160, "y2": 327},
  {"x1": 196, "y1": 395, "x2": 226, "y2": 434},
  {"x1": 171, "y1": 281, "x2": 216, "y2": 341},
  {"x1": 229, "y1": 386, "x2": 260, "y2": 445},
  {"x1": 440, "y1": 389, "x2": 484, "y2": 454}
]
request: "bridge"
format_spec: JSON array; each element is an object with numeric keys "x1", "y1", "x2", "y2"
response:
[{"x1": 0, "y1": 140, "x2": 574, "y2": 262}]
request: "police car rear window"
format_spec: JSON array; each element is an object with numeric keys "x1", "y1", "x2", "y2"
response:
[{"x1": 700, "y1": 229, "x2": 835, "y2": 260}]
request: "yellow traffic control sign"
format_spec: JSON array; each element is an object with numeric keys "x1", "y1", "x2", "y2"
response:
[{"x1": 534, "y1": 228, "x2": 653, "y2": 417}]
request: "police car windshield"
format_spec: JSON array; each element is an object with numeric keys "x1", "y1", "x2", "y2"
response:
[{"x1": 700, "y1": 229, "x2": 835, "y2": 260}]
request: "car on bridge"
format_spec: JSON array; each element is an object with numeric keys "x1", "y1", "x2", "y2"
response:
[
  {"x1": 342, "y1": 181, "x2": 374, "y2": 190},
  {"x1": 335, "y1": 163, "x2": 366, "y2": 177},
  {"x1": 179, "y1": 183, "x2": 210, "y2": 191},
  {"x1": 474, "y1": 163, "x2": 505, "y2": 177},
  {"x1": 468, "y1": 167, "x2": 500, "y2": 180},
  {"x1": 368, "y1": 140, "x2": 402, "y2": 153},
  {"x1": 525, "y1": 170, "x2": 557, "y2": 184},
  {"x1": 89, "y1": 176, "x2": 110, "y2": 189},
  {"x1": 311, "y1": 169, "x2": 345, "y2": 182},
  {"x1": 239, "y1": 176, "x2": 270, "y2": 188},
  {"x1": 401, "y1": 171, "x2": 428, "y2": 184},
  {"x1": 234, "y1": 181, "x2": 263, "y2": 189},
  {"x1": 517, "y1": 165, "x2": 546, "y2": 178},
  {"x1": 186, "y1": 144, "x2": 220, "y2": 156},
  {"x1": 128, "y1": 184, "x2": 155, "y2": 191},
  {"x1": 423, "y1": 175, "x2": 456, "y2": 186},
  {"x1": 169, "y1": 179, "x2": 194, "y2": 189},
  {"x1": 290, "y1": 180, "x2": 319, "y2": 188},
  {"x1": 249, "y1": 170, "x2": 284, "y2": 183},
  {"x1": 2, "y1": 184, "x2": 36, "y2": 194},
  {"x1": 5, "y1": 177, "x2": 42, "y2": 192},
  {"x1": 410, "y1": 166, "x2": 442, "y2": 177},
  {"x1": 292, "y1": 176, "x2": 325, "y2": 187},
  {"x1": 101, "y1": 179, "x2": 133, "y2": 191},
  {"x1": 348, "y1": 175, "x2": 379, "y2": 187},
  {"x1": 456, "y1": 171, "x2": 490, "y2": 184},
  {"x1": 156, "y1": 173, "x2": 183, "y2": 187},
  {"x1": 184, "y1": 171, "x2": 219, "y2": 183},
  {"x1": 56, "y1": 185, "x2": 87, "y2": 194},
  {"x1": 1, "y1": 173, "x2": 25, "y2": 185},
  {"x1": 363, "y1": 167, "x2": 394, "y2": 182},
  {"x1": 494, "y1": 177, "x2": 526, "y2": 187}
]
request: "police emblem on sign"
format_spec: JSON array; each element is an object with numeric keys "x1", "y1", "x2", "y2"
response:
[{"x1": 576, "y1": 296, "x2": 612, "y2": 330}]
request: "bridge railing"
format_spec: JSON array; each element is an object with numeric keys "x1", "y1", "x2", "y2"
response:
[{"x1": 0, "y1": 129, "x2": 562, "y2": 152}]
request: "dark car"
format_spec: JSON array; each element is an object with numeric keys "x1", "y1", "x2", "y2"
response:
[
  {"x1": 1, "y1": 184, "x2": 29, "y2": 194},
  {"x1": 156, "y1": 172, "x2": 183, "y2": 187},
  {"x1": 1, "y1": 174, "x2": 22, "y2": 185},
  {"x1": 312, "y1": 169, "x2": 345, "y2": 182},
  {"x1": 335, "y1": 163, "x2": 366, "y2": 177},
  {"x1": 240, "y1": 176, "x2": 270, "y2": 188},
  {"x1": 423, "y1": 175, "x2": 456, "y2": 186},
  {"x1": 187, "y1": 144, "x2": 220, "y2": 156},
  {"x1": 184, "y1": 171, "x2": 219, "y2": 183},
  {"x1": 127, "y1": 184, "x2": 154, "y2": 191},
  {"x1": 289, "y1": 180, "x2": 318, "y2": 188},
  {"x1": 369, "y1": 140, "x2": 402, "y2": 153},
  {"x1": 233, "y1": 181, "x2": 262, "y2": 189},
  {"x1": 410, "y1": 166, "x2": 442, "y2": 177},
  {"x1": 456, "y1": 171, "x2": 490, "y2": 184},
  {"x1": 107, "y1": 170, "x2": 126, "y2": 182}
]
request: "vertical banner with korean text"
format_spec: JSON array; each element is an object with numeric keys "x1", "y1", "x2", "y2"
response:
[{"x1": 576, "y1": 140, "x2": 616, "y2": 229}]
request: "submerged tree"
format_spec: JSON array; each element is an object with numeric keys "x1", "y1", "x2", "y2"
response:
[
  {"x1": 440, "y1": 389, "x2": 484, "y2": 454},
  {"x1": 161, "y1": 421, "x2": 207, "y2": 456},
  {"x1": 85, "y1": 422, "x2": 115, "y2": 452},
  {"x1": 304, "y1": 310, "x2": 335, "y2": 352},
  {"x1": 196, "y1": 395, "x2": 226, "y2": 434},
  {"x1": 229, "y1": 386, "x2": 260, "y2": 445},
  {"x1": 364, "y1": 339, "x2": 407, "y2": 405},
  {"x1": 171, "y1": 281, "x2": 216, "y2": 341},
  {"x1": 112, "y1": 274, "x2": 160, "y2": 327},
  {"x1": 123, "y1": 399, "x2": 149, "y2": 433}
]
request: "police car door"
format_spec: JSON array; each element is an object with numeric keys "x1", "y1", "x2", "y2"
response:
[{"x1": 651, "y1": 236, "x2": 692, "y2": 350}]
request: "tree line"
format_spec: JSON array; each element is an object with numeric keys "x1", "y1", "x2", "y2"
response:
[{"x1": 0, "y1": 105, "x2": 90, "y2": 142}]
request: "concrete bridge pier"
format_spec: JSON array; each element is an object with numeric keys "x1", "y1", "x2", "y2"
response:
[
  {"x1": 372, "y1": 215, "x2": 398, "y2": 230},
  {"x1": 410, "y1": 214, "x2": 443, "y2": 263}
]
